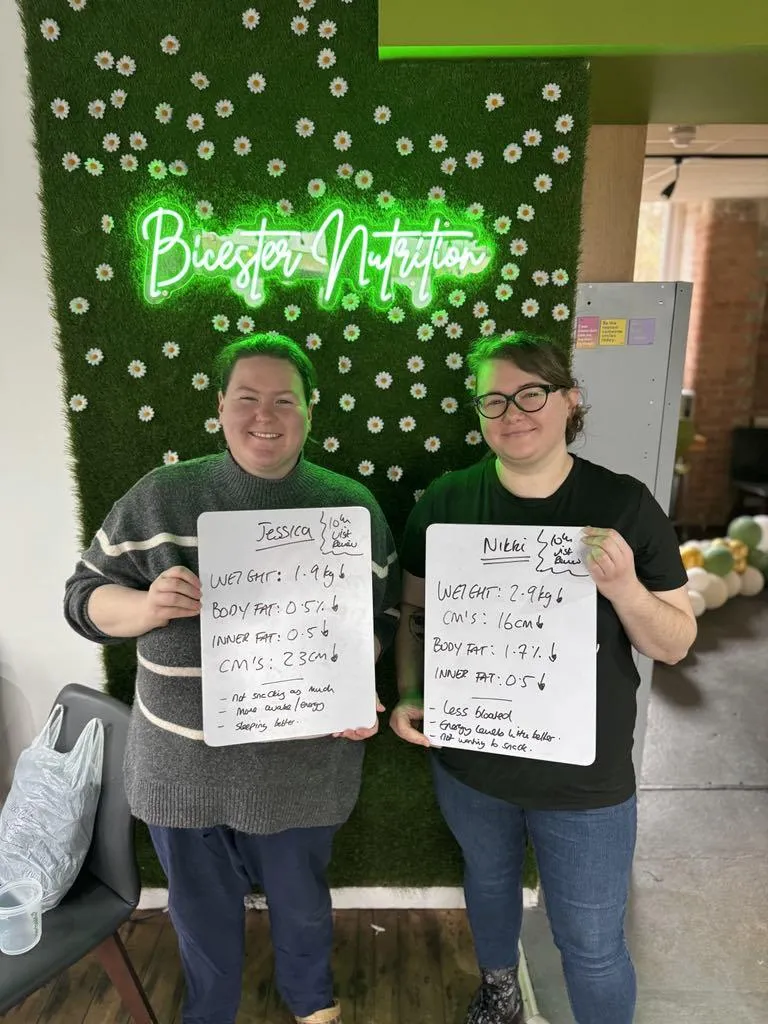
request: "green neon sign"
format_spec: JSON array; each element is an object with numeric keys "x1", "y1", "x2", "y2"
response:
[{"x1": 136, "y1": 200, "x2": 494, "y2": 310}]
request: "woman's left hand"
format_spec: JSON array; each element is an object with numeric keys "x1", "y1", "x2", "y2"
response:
[
  {"x1": 582, "y1": 527, "x2": 638, "y2": 601},
  {"x1": 334, "y1": 694, "x2": 385, "y2": 741}
]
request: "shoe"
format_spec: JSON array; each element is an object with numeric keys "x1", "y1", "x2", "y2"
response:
[
  {"x1": 465, "y1": 966, "x2": 524, "y2": 1024},
  {"x1": 294, "y1": 999, "x2": 342, "y2": 1023}
]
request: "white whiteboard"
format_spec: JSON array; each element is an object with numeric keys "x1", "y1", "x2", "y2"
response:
[
  {"x1": 424, "y1": 524, "x2": 597, "y2": 766},
  {"x1": 197, "y1": 506, "x2": 376, "y2": 746}
]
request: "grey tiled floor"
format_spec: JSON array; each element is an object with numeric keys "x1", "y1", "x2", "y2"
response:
[{"x1": 523, "y1": 594, "x2": 768, "y2": 1023}]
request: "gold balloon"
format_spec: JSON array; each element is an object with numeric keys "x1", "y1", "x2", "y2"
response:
[
  {"x1": 725, "y1": 538, "x2": 749, "y2": 562},
  {"x1": 733, "y1": 557, "x2": 748, "y2": 574},
  {"x1": 680, "y1": 547, "x2": 704, "y2": 569}
]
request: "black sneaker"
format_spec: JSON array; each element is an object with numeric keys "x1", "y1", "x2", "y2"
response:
[{"x1": 465, "y1": 966, "x2": 524, "y2": 1024}]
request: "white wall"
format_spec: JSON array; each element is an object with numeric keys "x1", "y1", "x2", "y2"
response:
[{"x1": 0, "y1": 5, "x2": 102, "y2": 796}]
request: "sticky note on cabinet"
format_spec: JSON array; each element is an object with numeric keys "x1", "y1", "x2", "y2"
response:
[{"x1": 598, "y1": 318, "x2": 627, "y2": 346}]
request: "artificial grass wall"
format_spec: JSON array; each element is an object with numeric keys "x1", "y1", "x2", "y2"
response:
[{"x1": 19, "y1": 0, "x2": 589, "y2": 886}]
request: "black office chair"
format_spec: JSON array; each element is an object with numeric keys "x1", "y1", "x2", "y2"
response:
[
  {"x1": 729, "y1": 426, "x2": 768, "y2": 519},
  {"x1": 0, "y1": 684, "x2": 157, "y2": 1022}
]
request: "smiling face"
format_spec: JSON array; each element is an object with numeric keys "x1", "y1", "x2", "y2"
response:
[
  {"x1": 475, "y1": 357, "x2": 578, "y2": 469},
  {"x1": 218, "y1": 355, "x2": 311, "y2": 479}
]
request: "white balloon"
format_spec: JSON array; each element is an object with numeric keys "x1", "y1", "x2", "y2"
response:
[
  {"x1": 686, "y1": 567, "x2": 710, "y2": 593},
  {"x1": 740, "y1": 566, "x2": 765, "y2": 597},
  {"x1": 752, "y1": 515, "x2": 768, "y2": 553},
  {"x1": 723, "y1": 571, "x2": 741, "y2": 598},
  {"x1": 703, "y1": 574, "x2": 728, "y2": 610},
  {"x1": 688, "y1": 589, "x2": 706, "y2": 617}
]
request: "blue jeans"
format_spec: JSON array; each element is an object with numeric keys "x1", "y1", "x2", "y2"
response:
[
  {"x1": 149, "y1": 823, "x2": 338, "y2": 1024},
  {"x1": 432, "y1": 757, "x2": 637, "y2": 1024}
]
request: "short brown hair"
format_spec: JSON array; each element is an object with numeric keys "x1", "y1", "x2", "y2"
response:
[
  {"x1": 213, "y1": 334, "x2": 317, "y2": 403},
  {"x1": 467, "y1": 332, "x2": 586, "y2": 445}
]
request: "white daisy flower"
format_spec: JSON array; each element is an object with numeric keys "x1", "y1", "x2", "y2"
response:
[
  {"x1": 388, "y1": 306, "x2": 405, "y2": 323},
  {"x1": 399, "y1": 416, "x2": 416, "y2": 432},
  {"x1": 465, "y1": 150, "x2": 484, "y2": 170},
  {"x1": 276, "y1": 198, "x2": 293, "y2": 216},
  {"x1": 343, "y1": 324, "x2": 360, "y2": 341},
  {"x1": 509, "y1": 238, "x2": 528, "y2": 256},
  {"x1": 407, "y1": 355, "x2": 425, "y2": 373},
  {"x1": 40, "y1": 19, "x2": 60, "y2": 41},
  {"x1": 196, "y1": 199, "x2": 213, "y2": 219},
  {"x1": 414, "y1": 489, "x2": 425, "y2": 502},
  {"x1": 396, "y1": 137, "x2": 414, "y2": 156},
  {"x1": 466, "y1": 202, "x2": 484, "y2": 219},
  {"x1": 68, "y1": 1, "x2": 87, "y2": 12},
  {"x1": 417, "y1": 323, "x2": 434, "y2": 342},
  {"x1": 446, "y1": 352, "x2": 463, "y2": 369},
  {"x1": 534, "y1": 174, "x2": 553, "y2": 193},
  {"x1": 501, "y1": 329, "x2": 516, "y2": 340},
  {"x1": 291, "y1": 15, "x2": 309, "y2": 35},
  {"x1": 542, "y1": 82, "x2": 561, "y2": 102},
  {"x1": 247, "y1": 72, "x2": 267, "y2": 94},
  {"x1": 129, "y1": 131, "x2": 147, "y2": 150},
  {"x1": 88, "y1": 99, "x2": 106, "y2": 119},
  {"x1": 337, "y1": 163, "x2": 354, "y2": 179},
  {"x1": 85, "y1": 157, "x2": 104, "y2": 176},
  {"x1": 306, "y1": 333, "x2": 322, "y2": 350},
  {"x1": 473, "y1": 300, "x2": 489, "y2": 319},
  {"x1": 446, "y1": 322, "x2": 463, "y2": 339},
  {"x1": 553, "y1": 145, "x2": 571, "y2": 164},
  {"x1": 318, "y1": 19, "x2": 337, "y2": 38},
  {"x1": 110, "y1": 89, "x2": 127, "y2": 108},
  {"x1": 186, "y1": 113, "x2": 205, "y2": 133},
  {"x1": 503, "y1": 142, "x2": 523, "y2": 164},
  {"x1": 502, "y1": 262, "x2": 520, "y2": 280},
  {"x1": 374, "y1": 105, "x2": 391, "y2": 124},
  {"x1": 552, "y1": 303, "x2": 570, "y2": 321},
  {"x1": 376, "y1": 190, "x2": 394, "y2": 208},
  {"x1": 556, "y1": 114, "x2": 574, "y2": 134},
  {"x1": 358, "y1": 460, "x2": 374, "y2": 477},
  {"x1": 342, "y1": 294, "x2": 360, "y2": 310},
  {"x1": 212, "y1": 314, "x2": 230, "y2": 332},
  {"x1": 116, "y1": 55, "x2": 136, "y2": 77},
  {"x1": 323, "y1": 437, "x2": 340, "y2": 453},
  {"x1": 234, "y1": 136, "x2": 252, "y2": 156},
  {"x1": 494, "y1": 216, "x2": 511, "y2": 234},
  {"x1": 485, "y1": 93, "x2": 505, "y2": 111},
  {"x1": 267, "y1": 158, "x2": 286, "y2": 177},
  {"x1": 333, "y1": 130, "x2": 352, "y2": 151},
  {"x1": 429, "y1": 134, "x2": 448, "y2": 152},
  {"x1": 432, "y1": 310, "x2": 449, "y2": 327},
  {"x1": 119, "y1": 154, "x2": 138, "y2": 171},
  {"x1": 521, "y1": 298, "x2": 539, "y2": 318},
  {"x1": 424, "y1": 436, "x2": 441, "y2": 452},
  {"x1": 154, "y1": 103, "x2": 173, "y2": 124},
  {"x1": 533, "y1": 270, "x2": 550, "y2": 287},
  {"x1": 517, "y1": 204, "x2": 535, "y2": 222},
  {"x1": 441, "y1": 397, "x2": 459, "y2": 414},
  {"x1": 295, "y1": 117, "x2": 315, "y2": 138},
  {"x1": 367, "y1": 416, "x2": 384, "y2": 433},
  {"x1": 354, "y1": 169, "x2": 372, "y2": 189},
  {"x1": 169, "y1": 160, "x2": 188, "y2": 177},
  {"x1": 191, "y1": 72, "x2": 210, "y2": 90},
  {"x1": 163, "y1": 451, "x2": 179, "y2": 465},
  {"x1": 163, "y1": 341, "x2": 180, "y2": 358},
  {"x1": 51, "y1": 98, "x2": 69, "y2": 120},
  {"x1": 464, "y1": 374, "x2": 476, "y2": 391},
  {"x1": 94, "y1": 50, "x2": 113, "y2": 69},
  {"x1": 148, "y1": 159, "x2": 167, "y2": 179},
  {"x1": 387, "y1": 466, "x2": 403, "y2": 482},
  {"x1": 330, "y1": 76, "x2": 348, "y2": 97},
  {"x1": 197, "y1": 140, "x2": 215, "y2": 159},
  {"x1": 204, "y1": 417, "x2": 221, "y2": 434},
  {"x1": 466, "y1": 430, "x2": 483, "y2": 445},
  {"x1": 127, "y1": 360, "x2": 146, "y2": 378},
  {"x1": 138, "y1": 405, "x2": 155, "y2": 422},
  {"x1": 96, "y1": 263, "x2": 114, "y2": 282},
  {"x1": 480, "y1": 318, "x2": 496, "y2": 337},
  {"x1": 552, "y1": 268, "x2": 570, "y2": 287},
  {"x1": 62, "y1": 152, "x2": 80, "y2": 172},
  {"x1": 85, "y1": 348, "x2": 104, "y2": 365},
  {"x1": 69, "y1": 394, "x2": 88, "y2": 412},
  {"x1": 440, "y1": 156, "x2": 458, "y2": 176},
  {"x1": 214, "y1": 99, "x2": 234, "y2": 118},
  {"x1": 410, "y1": 383, "x2": 427, "y2": 399},
  {"x1": 317, "y1": 48, "x2": 336, "y2": 69},
  {"x1": 448, "y1": 289, "x2": 466, "y2": 307},
  {"x1": 375, "y1": 371, "x2": 393, "y2": 389},
  {"x1": 523, "y1": 129, "x2": 542, "y2": 147},
  {"x1": 102, "y1": 133, "x2": 120, "y2": 152},
  {"x1": 235, "y1": 316, "x2": 254, "y2": 335},
  {"x1": 192, "y1": 372, "x2": 210, "y2": 390},
  {"x1": 339, "y1": 393, "x2": 356, "y2": 411},
  {"x1": 160, "y1": 35, "x2": 180, "y2": 55},
  {"x1": 495, "y1": 283, "x2": 513, "y2": 301},
  {"x1": 428, "y1": 185, "x2": 445, "y2": 202},
  {"x1": 242, "y1": 9, "x2": 260, "y2": 29},
  {"x1": 284, "y1": 304, "x2": 301, "y2": 321}
]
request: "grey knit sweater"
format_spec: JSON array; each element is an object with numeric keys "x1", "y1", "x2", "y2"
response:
[{"x1": 64, "y1": 452, "x2": 400, "y2": 834}]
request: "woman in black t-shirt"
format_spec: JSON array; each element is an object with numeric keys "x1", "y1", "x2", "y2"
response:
[{"x1": 391, "y1": 333, "x2": 695, "y2": 1024}]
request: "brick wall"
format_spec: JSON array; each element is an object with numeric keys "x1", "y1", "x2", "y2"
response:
[{"x1": 680, "y1": 199, "x2": 768, "y2": 529}]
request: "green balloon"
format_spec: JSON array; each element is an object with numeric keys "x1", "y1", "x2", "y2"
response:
[
  {"x1": 747, "y1": 547, "x2": 768, "y2": 579},
  {"x1": 703, "y1": 544, "x2": 735, "y2": 577},
  {"x1": 727, "y1": 516, "x2": 762, "y2": 550}
]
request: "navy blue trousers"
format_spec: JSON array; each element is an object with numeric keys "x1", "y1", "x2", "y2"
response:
[{"x1": 149, "y1": 823, "x2": 338, "y2": 1024}]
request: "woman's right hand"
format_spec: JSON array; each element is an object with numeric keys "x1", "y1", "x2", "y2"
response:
[
  {"x1": 390, "y1": 697, "x2": 431, "y2": 748},
  {"x1": 144, "y1": 566, "x2": 202, "y2": 629}
]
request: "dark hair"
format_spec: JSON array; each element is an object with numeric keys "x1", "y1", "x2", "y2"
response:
[
  {"x1": 467, "y1": 332, "x2": 586, "y2": 445},
  {"x1": 213, "y1": 334, "x2": 317, "y2": 403}
]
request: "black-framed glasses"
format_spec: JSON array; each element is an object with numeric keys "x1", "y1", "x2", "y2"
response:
[{"x1": 473, "y1": 384, "x2": 562, "y2": 419}]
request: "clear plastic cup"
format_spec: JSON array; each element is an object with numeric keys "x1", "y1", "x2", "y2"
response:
[{"x1": 0, "y1": 879, "x2": 43, "y2": 956}]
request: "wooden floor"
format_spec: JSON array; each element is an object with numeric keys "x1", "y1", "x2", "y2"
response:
[{"x1": 4, "y1": 909, "x2": 481, "y2": 1024}]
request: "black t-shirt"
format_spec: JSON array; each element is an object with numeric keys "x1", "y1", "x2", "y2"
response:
[{"x1": 400, "y1": 454, "x2": 687, "y2": 810}]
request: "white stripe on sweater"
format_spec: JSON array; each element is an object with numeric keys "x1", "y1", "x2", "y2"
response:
[
  {"x1": 136, "y1": 687, "x2": 205, "y2": 741},
  {"x1": 81, "y1": 558, "x2": 105, "y2": 576},
  {"x1": 372, "y1": 551, "x2": 398, "y2": 579},
  {"x1": 96, "y1": 528, "x2": 198, "y2": 556},
  {"x1": 138, "y1": 651, "x2": 203, "y2": 678}
]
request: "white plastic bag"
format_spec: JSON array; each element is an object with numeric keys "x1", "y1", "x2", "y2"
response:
[{"x1": 0, "y1": 705, "x2": 104, "y2": 911}]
